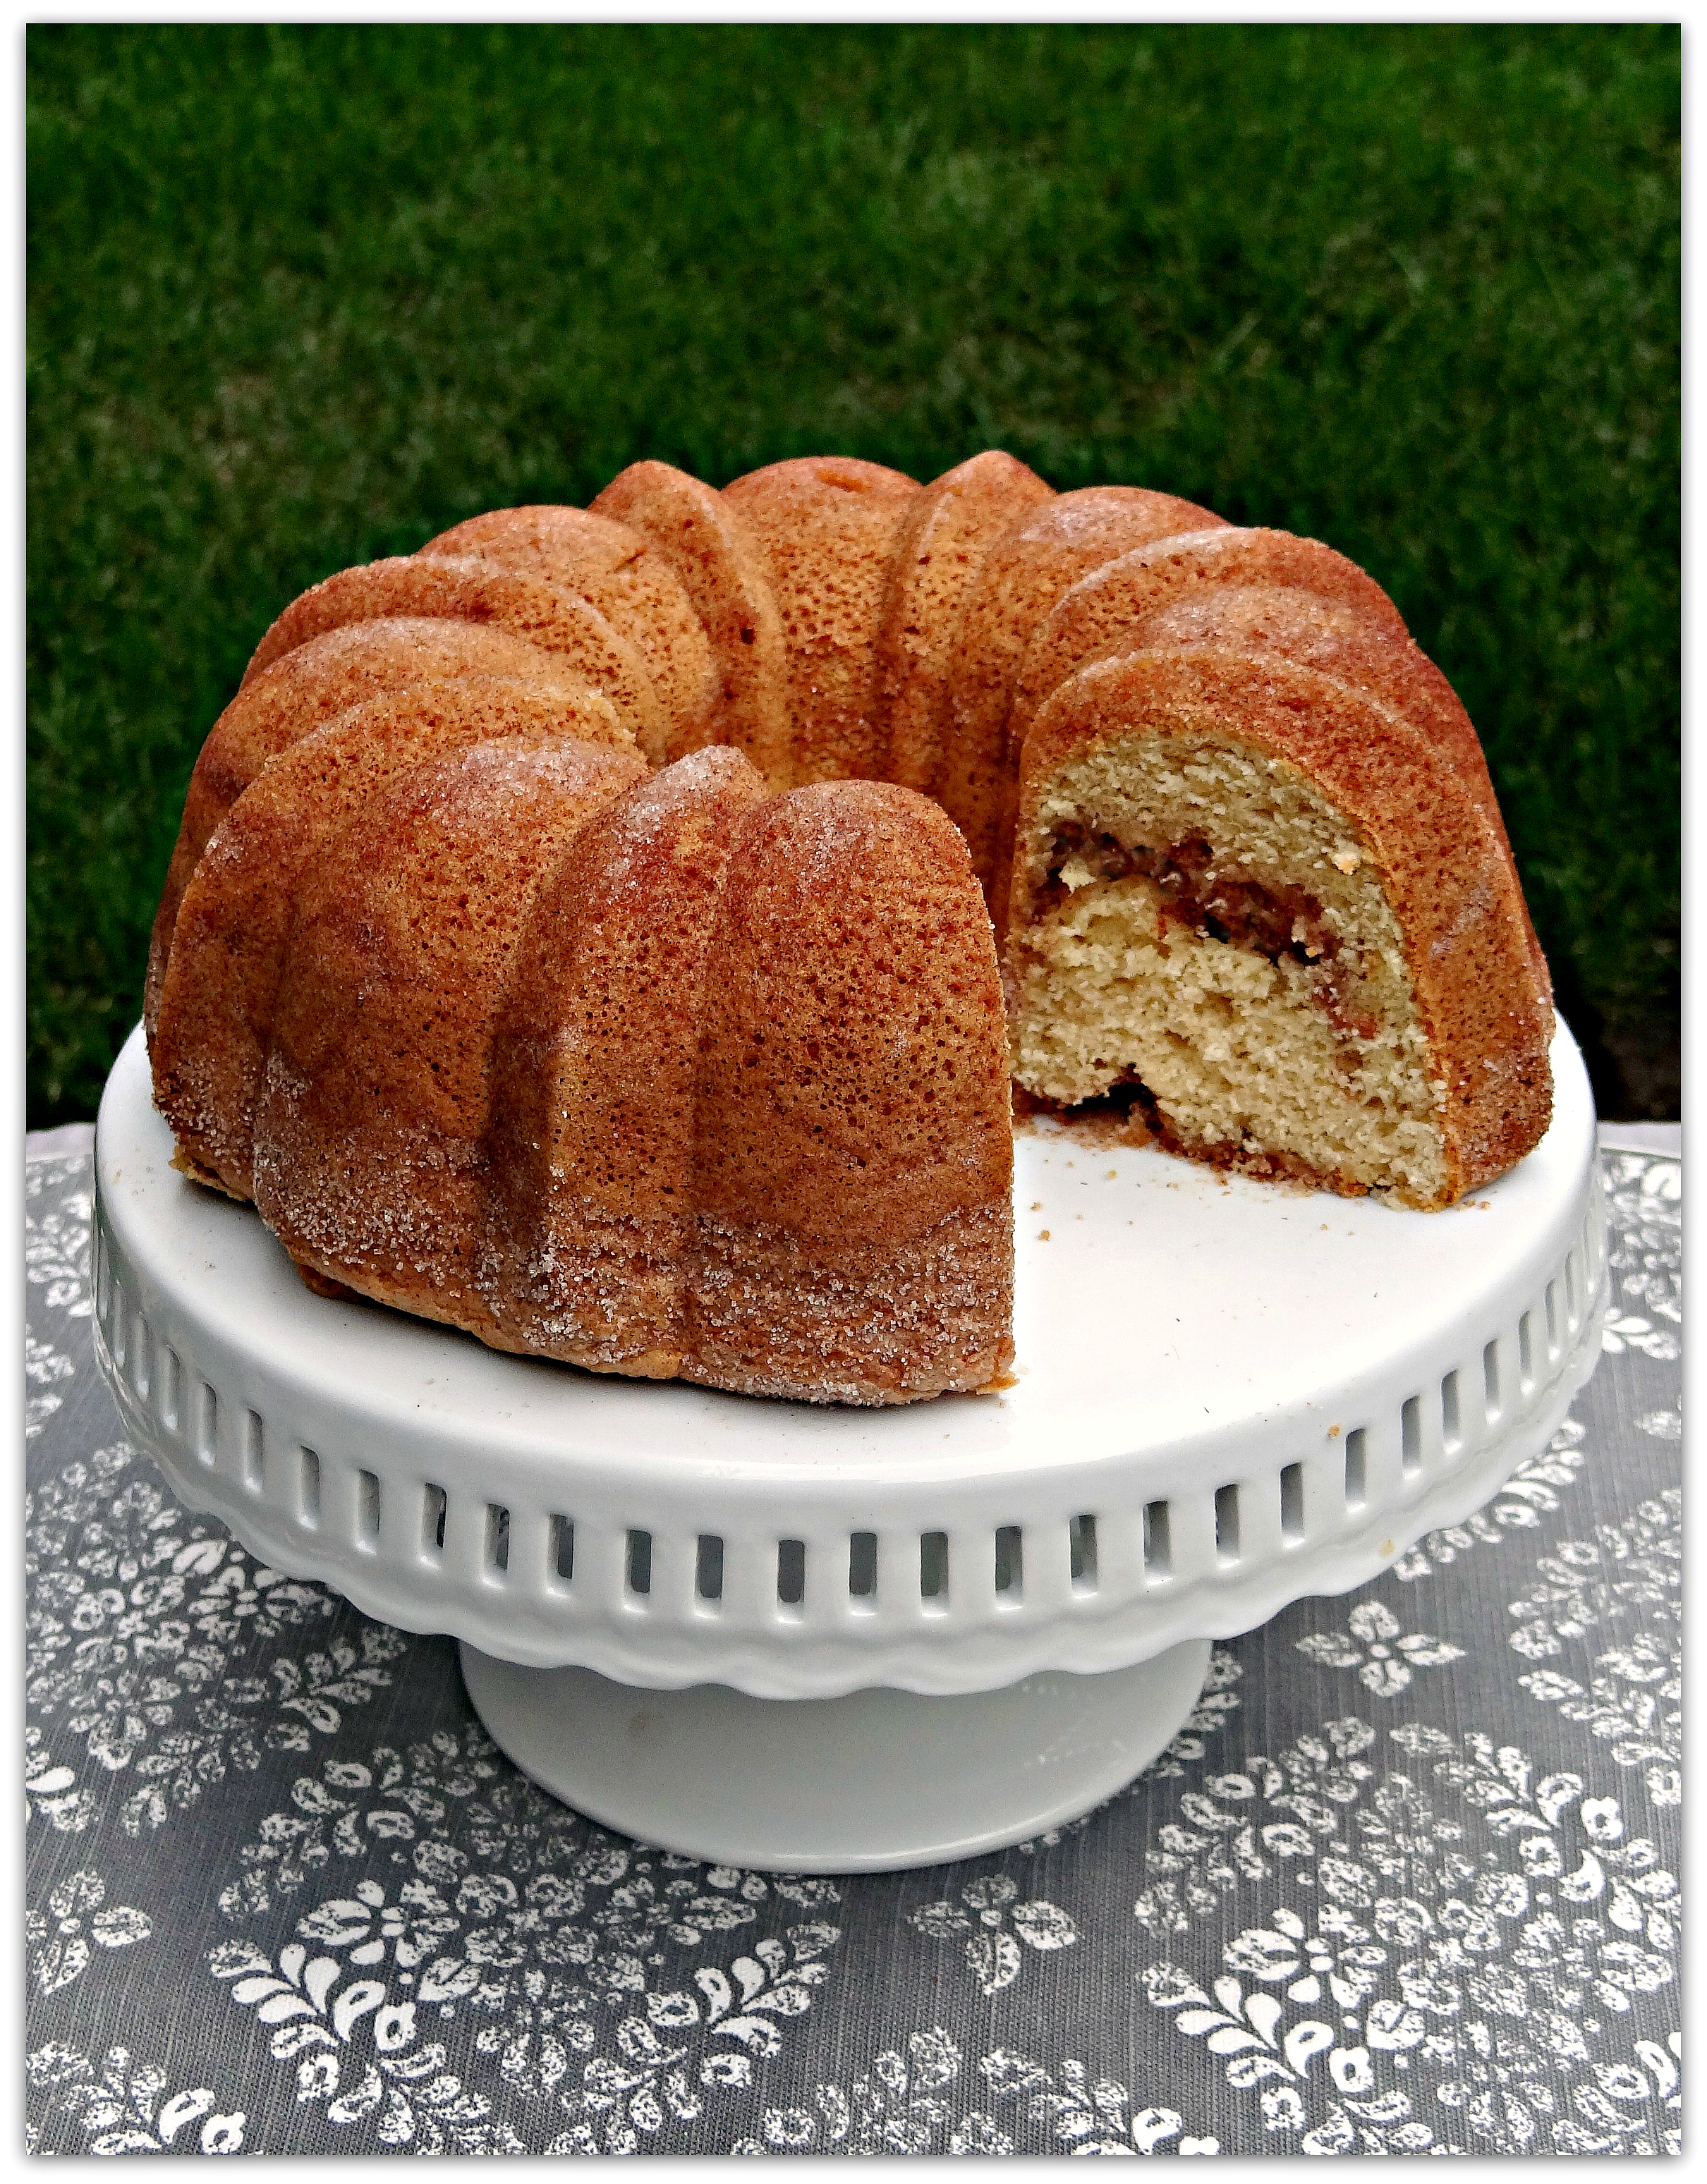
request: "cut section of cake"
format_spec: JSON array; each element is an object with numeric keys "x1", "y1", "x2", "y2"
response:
[{"x1": 1007, "y1": 649, "x2": 1553, "y2": 1207}]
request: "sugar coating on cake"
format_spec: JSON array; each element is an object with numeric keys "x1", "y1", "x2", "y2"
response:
[
  {"x1": 419, "y1": 504, "x2": 719, "y2": 750},
  {"x1": 242, "y1": 554, "x2": 668, "y2": 757},
  {"x1": 723, "y1": 458, "x2": 921, "y2": 784},
  {"x1": 591, "y1": 461, "x2": 794, "y2": 786},
  {"x1": 686, "y1": 778, "x2": 1012, "y2": 1402},
  {"x1": 1009, "y1": 527, "x2": 1407, "y2": 756},
  {"x1": 245, "y1": 737, "x2": 1014, "y2": 1404},
  {"x1": 479, "y1": 745, "x2": 773, "y2": 1379},
  {"x1": 875, "y1": 449, "x2": 1055, "y2": 793},
  {"x1": 944, "y1": 487, "x2": 1229, "y2": 891},
  {"x1": 254, "y1": 739, "x2": 652, "y2": 1339},
  {"x1": 153, "y1": 676, "x2": 636, "y2": 1200},
  {"x1": 144, "y1": 616, "x2": 597, "y2": 1040}
]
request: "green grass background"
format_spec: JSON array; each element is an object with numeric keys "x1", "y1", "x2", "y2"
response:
[{"x1": 28, "y1": 23, "x2": 1679, "y2": 1125}]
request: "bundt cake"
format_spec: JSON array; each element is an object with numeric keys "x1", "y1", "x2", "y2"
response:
[{"x1": 145, "y1": 450, "x2": 1554, "y2": 1405}]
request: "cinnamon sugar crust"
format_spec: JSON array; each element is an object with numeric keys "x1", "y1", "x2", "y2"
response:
[
  {"x1": 245, "y1": 743, "x2": 1014, "y2": 1403},
  {"x1": 687, "y1": 779, "x2": 1014, "y2": 1401},
  {"x1": 240, "y1": 554, "x2": 669, "y2": 759},
  {"x1": 590, "y1": 461, "x2": 794, "y2": 786},
  {"x1": 722, "y1": 457, "x2": 920, "y2": 784},
  {"x1": 153, "y1": 678, "x2": 637, "y2": 1200},
  {"x1": 478, "y1": 746, "x2": 771, "y2": 1377},
  {"x1": 418, "y1": 504, "x2": 719, "y2": 755},
  {"x1": 253, "y1": 740, "x2": 646, "y2": 1336},
  {"x1": 142, "y1": 616, "x2": 587, "y2": 1044},
  {"x1": 1009, "y1": 526, "x2": 1409, "y2": 757},
  {"x1": 875, "y1": 450, "x2": 1055, "y2": 793}
]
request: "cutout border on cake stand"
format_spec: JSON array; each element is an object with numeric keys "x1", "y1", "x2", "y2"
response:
[{"x1": 92, "y1": 1020, "x2": 1605, "y2": 1872}]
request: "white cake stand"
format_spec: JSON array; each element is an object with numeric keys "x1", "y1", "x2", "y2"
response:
[{"x1": 92, "y1": 1020, "x2": 1605, "y2": 1871}]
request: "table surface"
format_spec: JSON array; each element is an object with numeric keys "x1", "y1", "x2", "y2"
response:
[{"x1": 25, "y1": 1125, "x2": 1680, "y2": 2157}]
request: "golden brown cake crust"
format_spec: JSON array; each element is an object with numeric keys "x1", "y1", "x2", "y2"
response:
[
  {"x1": 253, "y1": 739, "x2": 648, "y2": 1334},
  {"x1": 687, "y1": 778, "x2": 1014, "y2": 1401},
  {"x1": 590, "y1": 461, "x2": 794, "y2": 786},
  {"x1": 418, "y1": 505, "x2": 718, "y2": 755},
  {"x1": 942, "y1": 487, "x2": 1229, "y2": 896},
  {"x1": 478, "y1": 746, "x2": 772, "y2": 1377},
  {"x1": 875, "y1": 449, "x2": 1055, "y2": 793},
  {"x1": 1010, "y1": 525, "x2": 1409, "y2": 752},
  {"x1": 142, "y1": 616, "x2": 586, "y2": 1047},
  {"x1": 722, "y1": 456, "x2": 921, "y2": 783},
  {"x1": 244, "y1": 738, "x2": 1014, "y2": 1404},
  {"x1": 1012, "y1": 649, "x2": 1554, "y2": 1202},
  {"x1": 241, "y1": 554, "x2": 669, "y2": 759},
  {"x1": 153, "y1": 677, "x2": 636, "y2": 1200}
]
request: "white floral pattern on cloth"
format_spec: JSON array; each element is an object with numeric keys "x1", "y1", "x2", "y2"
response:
[
  {"x1": 26, "y1": 1722, "x2": 99, "y2": 1834},
  {"x1": 25, "y1": 1154, "x2": 95, "y2": 1318},
  {"x1": 27, "y1": 1438, "x2": 398, "y2": 1838},
  {"x1": 207, "y1": 1933, "x2": 527, "y2": 2153},
  {"x1": 23, "y1": 1140, "x2": 1681, "y2": 2153},
  {"x1": 1506, "y1": 1485, "x2": 1682, "y2": 1805},
  {"x1": 739, "y1": 2032, "x2": 1220, "y2": 2155},
  {"x1": 1603, "y1": 1155, "x2": 1679, "y2": 1273},
  {"x1": 1132, "y1": 1715, "x2": 1392, "y2": 1937},
  {"x1": 1136, "y1": 1727, "x2": 1680, "y2": 2155},
  {"x1": 908, "y1": 1874, "x2": 1079, "y2": 1994},
  {"x1": 27, "y1": 1329, "x2": 78, "y2": 1439},
  {"x1": 207, "y1": 1726, "x2": 844, "y2": 2154},
  {"x1": 1600, "y1": 1152, "x2": 1681, "y2": 1361},
  {"x1": 1144, "y1": 1642, "x2": 1245, "y2": 1778},
  {"x1": 26, "y1": 2044, "x2": 246, "y2": 2156},
  {"x1": 1506, "y1": 1490, "x2": 1680, "y2": 1666},
  {"x1": 1294, "y1": 1600, "x2": 1466, "y2": 1697},
  {"x1": 28, "y1": 1872, "x2": 152, "y2": 1994},
  {"x1": 1601, "y1": 1313, "x2": 1680, "y2": 1360}
]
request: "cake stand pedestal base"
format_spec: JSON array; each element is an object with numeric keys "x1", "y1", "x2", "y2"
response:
[{"x1": 458, "y1": 1637, "x2": 1214, "y2": 1873}]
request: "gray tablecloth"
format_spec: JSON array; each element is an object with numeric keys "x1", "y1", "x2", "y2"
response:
[{"x1": 25, "y1": 1130, "x2": 1680, "y2": 2156}]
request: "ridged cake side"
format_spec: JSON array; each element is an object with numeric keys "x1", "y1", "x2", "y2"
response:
[
  {"x1": 241, "y1": 740, "x2": 1014, "y2": 1403},
  {"x1": 152, "y1": 676, "x2": 636, "y2": 1200},
  {"x1": 686, "y1": 778, "x2": 1014, "y2": 1403}
]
